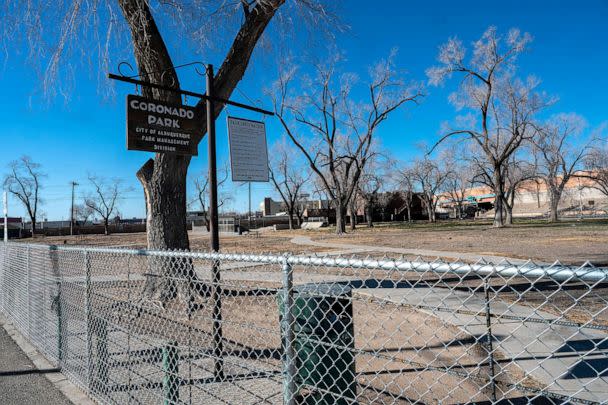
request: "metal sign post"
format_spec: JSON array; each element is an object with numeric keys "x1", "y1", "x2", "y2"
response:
[
  {"x1": 206, "y1": 64, "x2": 223, "y2": 380},
  {"x1": 109, "y1": 63, "x2": 274, "y2": 382}
]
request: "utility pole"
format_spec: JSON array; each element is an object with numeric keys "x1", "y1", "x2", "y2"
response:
[
  {"x1": 70, "y1": 181, "x2": 78, "y2": 236},
  {"x1": 3, "y1": 191, "x2": 7, "y2": 243}
]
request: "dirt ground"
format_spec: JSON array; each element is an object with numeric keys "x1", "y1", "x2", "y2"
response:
[
  {"x1": 308, "y1": 219, "x2": 608, "y2": 266},
  {"x1": 89, "y1": 278, "x2": 524, "y2": 404},
  {"x1": 26, "y1": 218, "x2": 608, "y2": 265},
  {"x1": 28, "y1": 231, "x2": 329, "y2": 254}
]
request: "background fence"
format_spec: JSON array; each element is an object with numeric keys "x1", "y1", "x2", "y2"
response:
[{"x1": 0, "y1": 241, "x2": 607, "y2": 404}]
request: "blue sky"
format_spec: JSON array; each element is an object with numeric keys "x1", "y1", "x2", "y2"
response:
[{"x1": 1, "y1": 0, "x2": 607, "y2": 220}]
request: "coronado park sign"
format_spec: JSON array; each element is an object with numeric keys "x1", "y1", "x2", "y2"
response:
[{"x1": 126, "y1": 94, "x2": 200, "y2": 155}]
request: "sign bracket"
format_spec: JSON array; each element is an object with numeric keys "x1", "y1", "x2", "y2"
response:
[{"x1": 108, "y1": 73, "x2": 274, "y2": 116}]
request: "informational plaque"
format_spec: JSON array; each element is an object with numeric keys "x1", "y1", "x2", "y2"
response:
[
  {"x1": 126, "y1": 94, "x2": 199, "y2": 156},
  {"x1": 227, "y1": 116, "x2": 269, "y2": 182}
]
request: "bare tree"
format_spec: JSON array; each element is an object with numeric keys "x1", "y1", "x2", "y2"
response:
[
  {"x1": 502, "y1": 155, "x2": 537, "y2": 224},
  {"x1": 3, "y1": 156, "x2": 44, "y2": 236},
  {"x1": 397, "y1": 167, "x2": 416, "y2": 223},
  {"x1": 272, "y1": 52, "x2": 422, "y2": 234},
  {"x1": 84, "y1": 175, "x2": 126, "y2": 235},
  {"x1": 534, "y1": 113, "x2": 591, "y2": 222},
  {"x1": 8, "y1": 0, "x2": 337, "y2": 301},
  {"x1": 427, "y1": 26, "x2": 550, "y2": 227},
  {"x1": 357, "y1": 173, "x2": 382, "y2": 228},
  {"x1": 442, "y1": 148, "x2": 473, "y2": 219},
  {"x1": 269, "y1": 140, "x2": 310, "y2": 230},
  {"x1": 357, "y1": 157, "x2": 391, "y2": 227},
  {"x1": 581, "y1": 129, "x2": 608, "y2": 197},
  {"x1": 410, "y1": 157, "x2": 450, "y2": 222},
  {"x1": 192, "y1": 164, "x2": 231, "y2": 231},
  {"x1": 469, "y1": 148, "x2": 536, "y2": 225},
  {"x1": 73, "y1": 203, "x2": 94, "y2": 227}
]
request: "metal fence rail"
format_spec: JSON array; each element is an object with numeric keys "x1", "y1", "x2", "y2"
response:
[{"x1": 1, "y1": 241, "x2": 607, "y2": 404}]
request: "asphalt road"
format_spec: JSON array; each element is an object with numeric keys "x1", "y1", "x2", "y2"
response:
[{"x1": 0, "y1": 326, "x2": 70, "y2": 405}]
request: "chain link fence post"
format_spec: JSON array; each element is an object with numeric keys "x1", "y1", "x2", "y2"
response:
[
  {"x1": 163, "y1": 340, "x2": 179, "y2": 405},
  {"x1": 50, "y1": 245, "x2": 65, "y2": 366},
  {"x1": 26, "y1": 244, "x2": 31, "y2": 336},
  {"x1": 484, "y1": 278, "x2": 497, "y2": 402},
  {"x1": 281, "y1": 257, "x2": 297, "y2": 405},
  {"x1": 84, "y1": 250, "x2": 93, "y2": 394}
]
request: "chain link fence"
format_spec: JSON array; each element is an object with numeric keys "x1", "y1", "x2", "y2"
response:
[{"x1": 1, "y1": 241, "x2": 607, "y2": 404}]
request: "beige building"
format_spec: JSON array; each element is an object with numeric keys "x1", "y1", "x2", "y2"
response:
[{"x1": 439, "y1": 175, "x2": 608, "y2": 218}]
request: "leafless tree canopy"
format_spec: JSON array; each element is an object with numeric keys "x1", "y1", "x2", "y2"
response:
[
  {"x1": 73, "y1": 203, "x2": 95, "y2": 226},
  {"x1": 272, "y1": 51, "x2": 422, "y2": 233},
  {"x1": 534, "y1": 113, "x2": 590, "y2": 222},
  {"x1": 582, "y1": 125, "x2": 608, "y2": 197},
  {"x1": 191, "y1": 163, "x2": 231, "y2": 231},
  {"x1": 427, "y1": 26, "x2": 551, "y2": 227},
  {"x1": 2, "y1": 0, "x2": 341, "y2": 100},
  {"x1": 409, "y1": 157, "x2": 450, "y2": 223},
  {"x1": 356, "y1": 156, "x2": 391, "y2": 228},
  {"x1": 269, "y1": 138, "x2": 309, "y2": 230},
  {"x1": 441, "y1": 148, "x2": 474, "y2": 219},
  {"x1": 84, "y1": 175, "x2": 127, "y2": 235},
  {"x1": 396, "y1": 166, "x2": 416, "y2": 223},
  {"x1": 3, "y1": 156, "x2": 44, "y2": 233}
]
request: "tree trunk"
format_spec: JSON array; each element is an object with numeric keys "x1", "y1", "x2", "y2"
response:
[
  {"x1": 349, "y1": 199, "x2": 357, "y2": 231},
  {"x1": 406, "y1": 205, "x2": 412, "y2": 222},
  {"x1": 335, "y1": 200, "x2": 347, "y2": 234},
  {"x1": 492, "y1": 170, "x2": 505, "y2": 228},
  {"x1": 548, "y1": 190, "x2": 560, "y2": 222},
  {"x1": 138, "y1": 157, "x2": 190, "y2": 249},
  {"x1": 104, "y1": 218, "x2": 109, "y2": 236},
  {"x1": 138, "y1": 157, "x2": 194, "y2": 302},
  {"x1": 426, "y1": 201, "x2": 435, "y2": 223},
  {"x1": 504, "y1": 204, "x2": 513, "y2": 225},
  {"x1": 366, "y1": 203, "x2": 374, "y2": 227},
  {"x1": 30, "y1": 217, "x2": 36, "y2": 237},
  {"x1": 287, "y1": 208, "x2": 295, "y2": 230}
]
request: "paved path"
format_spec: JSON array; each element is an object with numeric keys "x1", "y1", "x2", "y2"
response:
[
  {"x1": 290, "y1": 235, "x2": 545, "y2": 265},
  {"x1": 0, "y1": 321, "x2": 70, "y2": 405}
]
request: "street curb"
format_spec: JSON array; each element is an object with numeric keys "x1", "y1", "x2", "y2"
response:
[{"x1": 0, "y1": 314, "x2": 96, "y2": 405}]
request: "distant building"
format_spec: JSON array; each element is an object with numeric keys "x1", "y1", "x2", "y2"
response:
[
  {"x1": 187, "y1": 210, "x2": 207, "y2": 226},
  {"x1": 260, "y1": 197, "x2": 330, "y2": 217},
  {"x1": 438, "y1": 174, "x2": 608, "y2": 218},
  {"x1": 1, "y1": 217, "x2": 23, "y2": 239},
  {"x1": 260, "y1": 198, "x2": 284, "y2": 216}
]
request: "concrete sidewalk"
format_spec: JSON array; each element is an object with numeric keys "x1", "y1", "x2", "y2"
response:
[
  {"x1": 0, "y1": 324, "x2": 69, "y2": 404},
  {"x1": 0, "y1": 317, "x2": 93, "y2": 405}
]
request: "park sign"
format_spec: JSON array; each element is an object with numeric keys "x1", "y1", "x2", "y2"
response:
[
  {"x1": 126, "y1": 94, "x2": 200, "y2": 155},
  {"x1": 227, "y1": 116, "x2": 269, "y2": 182}
]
